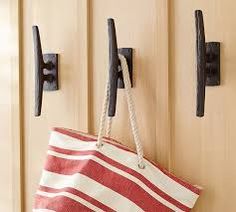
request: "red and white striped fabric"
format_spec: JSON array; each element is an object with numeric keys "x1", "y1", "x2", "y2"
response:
[
  {"x1": 34, "y1": 55, "x2": 201, "y2": 211},
  {"x1": 34, "y1": 128, "x2": 201, "y2": 212}
]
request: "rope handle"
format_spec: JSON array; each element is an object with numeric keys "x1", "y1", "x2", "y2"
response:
[{"x1": 96, "y1": 54, "x2": 145, "y2": 169}]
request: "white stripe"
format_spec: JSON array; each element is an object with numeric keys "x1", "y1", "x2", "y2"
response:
[
  {"x1": 40, "y1": 170, "x2": 143, "y2": 212},
  {"x1": 48, "y1": 150, "x2": 183, "y2": 212},
  {"x1": 33, "y1": 210, "x2": 56, "y2": 212},
  {"x1": 50, "y1": 131, "x2": 199, "y2": 208}
]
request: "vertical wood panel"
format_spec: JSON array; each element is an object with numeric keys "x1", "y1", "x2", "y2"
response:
[
  {"x1": 156, "y1": 0, "x2": 171, "y2": 168},
  {"x1": 22, "y1": 0, "x2": 89, "y2": 210},
  {"x1": 0, "y1": 0, "x2": 21, "y2": 211},
  {"x1": 11, "y1": 0, "x2": 23, "y2": 209},
  {"x1": 89, "y1": 0, "x2": 163, "y2": 162},
  {"x1": 170, "y1": 0, "x2": 236, "y2": 211}
]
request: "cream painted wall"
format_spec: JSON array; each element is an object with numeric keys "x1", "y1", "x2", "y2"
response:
[
  {"x1": 20, "y1": 0, "x2": 236, "y2": 211},
  {"x1": 0, "y1": 0, "x2": 21, "y2": 211},
  {"x1": 170, "y1": 0, "x2": 236, "y2": 211}
]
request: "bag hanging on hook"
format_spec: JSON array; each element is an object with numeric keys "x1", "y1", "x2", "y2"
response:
[{"x1": 34, "y1": 55, "x2": 201, "y2": 212}]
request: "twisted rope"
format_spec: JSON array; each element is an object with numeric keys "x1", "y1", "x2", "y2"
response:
[
  {"x1": 106, "y1": 116, "x2": 112, "y2": 137},
  {"x1": 96, "y1": 54, "x2": 145, "y2": 168},
  {"x1": 119, "y1": 54, "x2": 145, "y2": 168},
  {"x1": 96, "y1": 78, "x2": 110, "y2": 147}
]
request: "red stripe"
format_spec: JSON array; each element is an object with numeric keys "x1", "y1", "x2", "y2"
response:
[
  {"x1": 34, "y1": 194, "x2": 92, "y2": 212},
  {"x1": 38, "y1": 185, "x2": 115, "y2": 212},
  {"x1": 147, "y1": 161, "x2": 201, "y2": 195},
  {"x1": 53, "y1": 127, "x2": 131, "y2": 151},
  {"x1": 53, "y1": 127, "x2": 201, "y2": 195},
  {"x1": 45, "y1": 155, "x2": 173, "y2": 212},
  {"x1": 53, "y1": 127, "x2": 97, "y2": 142},
  {"x1": 49, "y1": 145, "x2": 191, "y2": 211}
]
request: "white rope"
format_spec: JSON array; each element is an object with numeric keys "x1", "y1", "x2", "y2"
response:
[
  {"x1": 96, "y1": 54, "x2": 145, "y2": 168},
  {"x1": 96, "y1": 78, "x2": 110, "y2": 147},
  {"x1": 118, "y1": 54, "x2": 145, "y2": 168},
  {"x1": 106, "y1": 116, "x2": 112, "y2": 137}
]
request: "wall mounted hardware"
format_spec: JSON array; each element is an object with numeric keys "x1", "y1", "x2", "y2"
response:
[
  {"x1": 32, "y1": 26, "x2": 59, "y2": 116},
  {"x1": 108, "y1": 18, "x2": 133, "y2": 117},
  {"x1": 195, "y1": 10, "x2": 220, "y2": 117}
]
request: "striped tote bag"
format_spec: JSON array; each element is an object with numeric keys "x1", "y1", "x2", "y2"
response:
[{"x1": 34, "y1": 55, "x2": 201, "y2": 212}]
